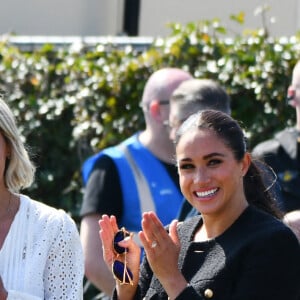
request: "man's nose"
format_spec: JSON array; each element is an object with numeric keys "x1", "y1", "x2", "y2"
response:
[{"x1": 287, "y1": 86, "x2": 295, "y2": 101}]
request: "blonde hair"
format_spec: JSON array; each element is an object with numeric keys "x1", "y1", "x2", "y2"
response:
[{"x1": 0, "y1": 98, "x2": 35, "y2": 192}]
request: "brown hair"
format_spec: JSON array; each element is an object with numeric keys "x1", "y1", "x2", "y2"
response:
[{"x1": 175, "y1": 110, "x2": 283, "y2": 219}]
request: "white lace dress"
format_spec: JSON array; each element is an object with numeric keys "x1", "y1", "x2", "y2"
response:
[{"x1": 0, "y1": 194, "x2": 84, "y2": 299}]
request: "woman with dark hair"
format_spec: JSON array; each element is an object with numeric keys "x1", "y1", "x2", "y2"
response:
[{"x1": 99, "y1": 110, "x2": 300, "y2": 300}]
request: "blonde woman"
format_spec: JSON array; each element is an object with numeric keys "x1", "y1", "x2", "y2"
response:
[{"x1": 0, "y1": 97, "x2": 83, "y2": 299}]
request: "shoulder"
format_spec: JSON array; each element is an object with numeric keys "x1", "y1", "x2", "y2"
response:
[
  {"x1": 252, "y1": 128, "x2": 295, "y2": 158},
  {"x1": 84, "y1": 149, "x2": 116, "y2": 169},
  {"x1": 252, "y1": 138, "x2": 280, "y2": 158},
  {"x1": 253, "y1": 217, "x2": 300, "y2": 269},
  {"x1": 242, "y1": 206, "x2": 283, "y2": 229},
  {"x1": 21, "y1": 195, "x2": 77, "y2": 231},
  {"x1": 242, "y1": 207, "x2": 299, "y2": 249},
  {"x1": 83, "y1": 134, "x2": 139, "y2": 173},
  {"x1": 93, "y1": 153, "x2": 116, "y2": 169}
]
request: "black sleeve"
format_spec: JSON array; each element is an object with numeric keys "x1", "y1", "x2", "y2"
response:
[
  {"x1": 231, "y1": 227, "x2": 300, "y2": 300},
  {"x1": 80, "y1": 154, "x2": 123, "y2": 220}
]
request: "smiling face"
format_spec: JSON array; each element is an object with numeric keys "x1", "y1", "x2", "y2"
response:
[{"x1": 176, "y1": 127, "x2": 250, "y2": 219}]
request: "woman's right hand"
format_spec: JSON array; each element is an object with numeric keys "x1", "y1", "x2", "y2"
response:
[{"x1": 99, "y1": 215, "x2": 141, "y2": 288}]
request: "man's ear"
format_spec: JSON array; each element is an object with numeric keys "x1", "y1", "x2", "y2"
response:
[{"x1": 149, "y1": 100, "x2": 161, "y2": 120}]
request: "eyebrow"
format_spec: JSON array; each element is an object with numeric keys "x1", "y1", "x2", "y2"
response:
[{"x1": 179, "y1": 152, "x2": 225, "y2": 162}]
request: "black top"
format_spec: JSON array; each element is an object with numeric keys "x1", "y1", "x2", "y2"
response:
[
  {"x1": 116, "y1": 206, "x2": 300, "y2": 300},
  {"x1": 80, "y1": 154, "x2": 180, "y2": 220},
  {"x1": 253, "y1": 127, "x2": 300, "y2": 212}
]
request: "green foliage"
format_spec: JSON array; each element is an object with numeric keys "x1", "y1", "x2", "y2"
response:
[
  {"x1": 0, "y1": 15, "x2": 299, "y2": 220},
  {"x1": 1, "y1": 13, "x2": 300, "y2": 299}
]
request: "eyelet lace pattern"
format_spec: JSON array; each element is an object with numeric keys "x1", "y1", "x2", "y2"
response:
[{"x1": 0, "y1": 194, "x2": 84, "y2": 299}]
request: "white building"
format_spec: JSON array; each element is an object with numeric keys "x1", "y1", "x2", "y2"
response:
[{"x1": 0, "y1": 0, "x2": 299, "y2": 38}]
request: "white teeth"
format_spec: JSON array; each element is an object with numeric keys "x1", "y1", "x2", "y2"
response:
[{"x1": 196, "y1": 188, "x2": 218, "y2": 197}]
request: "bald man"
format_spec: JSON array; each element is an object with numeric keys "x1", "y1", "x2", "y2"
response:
[{"x1": 80, "y1": 68, "x2": 192, "y2": 296}]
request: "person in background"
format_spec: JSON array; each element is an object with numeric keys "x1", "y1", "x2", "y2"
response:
[
  {"x1": 80, "y1": 68, "x2": 192, "y2": 296},
  {"x1": 0, "y1": 97, "x2": 83, "y2": 299},
  {"x1": 166, "y1": 78, "x2": 231, "y2": 220},
  {"x1": 284, "y1": 209, "x2": 300, "y2": 241},
  {"x1": 99, "y1": 110, "x2": 300, "y2": 300},
  {"x1": 252, "y1": 60, "x2": 300, "y2": 213},
  {"x1": 167, "y1": 78, "x2": 231, "y2": 141}
]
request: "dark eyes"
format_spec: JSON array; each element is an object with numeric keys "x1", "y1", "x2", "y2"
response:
[
  {"x1": 179, "y1": 159, "x2": 222, "y2": 170},
  {"x1": 179, "y1": 163, "x2": 194, "y2": 170},
  {"x1": 208, "y1": 159, "x2": 222, "y2": 166}
]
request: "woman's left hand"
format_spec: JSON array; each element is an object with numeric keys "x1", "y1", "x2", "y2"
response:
[
  {"x1": 139, "y1": 212, "x2": 181, "y2": 280},
  {"x1": 139, "y1": 212, "x2": 188, "y2": 299}
]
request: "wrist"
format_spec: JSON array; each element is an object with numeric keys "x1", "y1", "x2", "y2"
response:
[{"x1": 163, "y1": 274, "x2": 188, "y2": 300}]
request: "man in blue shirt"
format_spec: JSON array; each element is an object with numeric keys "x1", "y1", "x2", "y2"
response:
[{"x1": 80, "y1": 68, "x2": 192, "y2": 296}]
